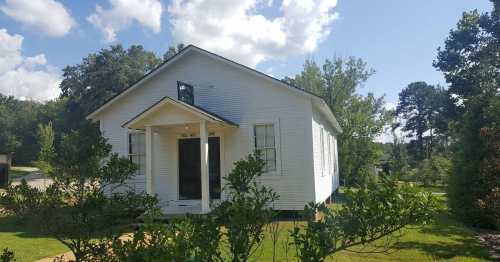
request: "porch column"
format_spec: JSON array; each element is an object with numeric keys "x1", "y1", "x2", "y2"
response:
[
  {"x1": 200, "y1": 120, "x2": 210, "y2": 213},
  {"x1": 145, "y1": 126, "x2": 154, "y2": 195}
]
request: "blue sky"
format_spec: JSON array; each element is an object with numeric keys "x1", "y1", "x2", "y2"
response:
[{"x1": 0, "y1": 0, "x2": 493, "y2": 103}]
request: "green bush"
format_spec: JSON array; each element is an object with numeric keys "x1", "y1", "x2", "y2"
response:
[
  {"x1": 0, "y1": 248, "x2": 15, "y2": 262},
  {"x1": 214, "y1": 152, "x2": 279, "y2": 261},
  {"x1": 291, "y1": 179, "x2": 437, "y2": 262},
  {"x1": 0, "y1": 180, "x2": 43, "y2": 218},
  {"x1": 100, "y1": 214, "x2": 222, "y2": 262},
  {"x1": 415, "y1": 156, "x2": 451, "y2": 186},
  {"x1": 95, "y1": 152, "x2": 276, "y2": 262}
]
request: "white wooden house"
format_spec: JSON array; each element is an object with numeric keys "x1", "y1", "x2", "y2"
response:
[{"x1": 87, "y1": 45, "x2": 342, "y2": 214}]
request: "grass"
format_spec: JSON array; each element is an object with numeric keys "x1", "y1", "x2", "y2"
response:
[
  {"x1": 0, "y1": 186, "x2": 492, "y2": 261},
  {"x1": 251, "y1": 189, "x2": 491, "y2": 261},
  {"x1": 0, "y1": 216, "x2": 68, "y2": 261}
]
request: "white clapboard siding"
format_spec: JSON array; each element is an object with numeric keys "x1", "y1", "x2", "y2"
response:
[
  {"x1": 95, "y1": 50, "x2": 338, "y2": 210},
  {"x1": 311, "y1": 106, "x2": 339, "y2": 203}
]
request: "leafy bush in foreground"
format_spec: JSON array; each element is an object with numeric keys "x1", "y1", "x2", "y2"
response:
[{"x1": 291, "y1": 179, "x2": 437, "y2": 262}]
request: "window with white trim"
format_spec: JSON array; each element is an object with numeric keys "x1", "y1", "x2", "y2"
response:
[
  {"x1": 333, "y1": 138, "x2": 337, "y2": 174},
  {"x1": 128, "y1": 132, "x2": 146, "y2": 176},
  {"x1": 320, "y1": 128, "x2": 325, "y2": 176},
  {"x1": 327, "y1": 135, "x2": 332, "y2": 175},
  {"x1": 254, "y1": 124, "x2": 276, "y2": 172}
]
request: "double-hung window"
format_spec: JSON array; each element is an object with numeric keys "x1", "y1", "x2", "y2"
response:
[
  {"x1": 320, "y1": 128, "x2": 325, "y2": 176},
  {"x1": 254, "y1": 124, "x2": 276, "y2": 172},
  {"x1": 327, "y1": 135, "x2": 332, "y2": 175},
  {"x1": 128, "y1": 132, "x2": 146, "y2": 176}
]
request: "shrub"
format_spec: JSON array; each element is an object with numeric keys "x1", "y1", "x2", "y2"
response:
[
  {"x1": 415, "y1": 156, "x2": 451, "y2": 186},
  {"x1": 213, "y1": 152, "x2": 279, "y2": 261},
  {"x1": 291, "y1": 179, "x2": 437, "y2": 262},
  {"x1": 0, "y1": 180, "x2": 43, "y2": 218},
  {"x1": 0, "y1": 248, "x2": 15, "y2": 262},
  {"x1": 100, "y1": 214, "x2": 222, "y2": 262}
]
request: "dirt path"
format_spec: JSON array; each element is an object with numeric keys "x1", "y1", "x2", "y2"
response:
[{"x1": 35, "y1": 252, "x2": 75, "y2": 262}]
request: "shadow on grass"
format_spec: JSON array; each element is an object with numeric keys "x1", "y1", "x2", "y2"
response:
[
  {"x1": 393, "y1": 210, "x2": 491, "y2": 261},
  {"x1": 393, "y1": 240, "x2": 490, "y2": 260},
  {"x1": 0, "y1": 215, "x2": 52, "y2": 239}
]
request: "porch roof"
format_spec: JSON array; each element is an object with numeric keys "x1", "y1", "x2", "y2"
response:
[{"x1": 122, "y1": 96, "x2": 238, "y2": 129}]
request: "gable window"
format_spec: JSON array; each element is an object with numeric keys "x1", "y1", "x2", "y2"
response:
[
  {"x1": 254, "y1": 124, "x2": 276, "y2": 172},
  {"x1": 177, "y1": 81, "x2": 194, "y2": 105},
  {"x1": 128, "y1": 132, "x2": 145, "y2": 176}
]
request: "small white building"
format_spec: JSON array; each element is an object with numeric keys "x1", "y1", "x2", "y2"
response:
[{"x1": 87, "y1": 45, "x2": 341, "y2": 214}]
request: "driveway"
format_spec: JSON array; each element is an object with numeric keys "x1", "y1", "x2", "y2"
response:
[{"x1": 11, "y1": 171, "x2": 53, "y2": 190}]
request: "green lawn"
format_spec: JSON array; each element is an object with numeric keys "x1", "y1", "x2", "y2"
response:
[
  {"x1": 0, "y1": 216, "x2": 68, "y2": 261},
  {"x1": 252, "y1": 188, "x2": 491, "y2": 261},
  {"x1": 0, "y1": 187, "x2": 492, "y2": 261},
  {"x1": 252, "y1": 204, "x2": 491, "y2": 261}
]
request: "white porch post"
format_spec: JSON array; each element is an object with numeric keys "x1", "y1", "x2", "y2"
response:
[
  {"x1": 200, "y1": 120, "x2": 210, "y2": 213},
  {"x1": 145, "y1": 126, "x2": 154, "y2": 195}
]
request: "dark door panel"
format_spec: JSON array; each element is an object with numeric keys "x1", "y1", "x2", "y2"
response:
[
  {"x1": 178, "y1": 137, "x2": 221, "y2": 200},
  {"x1": 179, "y1": 138, "x2": 201, "y2": 199},
  {"x1": 209, "y1": 137, "x2": 221, "y2": 199}
]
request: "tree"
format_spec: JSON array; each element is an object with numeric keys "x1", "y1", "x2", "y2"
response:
[
  {"x1": 389, "y1": 128, "x2": 409, "y2": 179},
  {"x1": 434, "y1": 0, "x2": 500, "y2": 229},
  {"x1": 60, "y1": 45, "x2": 162, "y2": 116},
  {"x1": 1, "y1": 123, "x2": 158, "y2": 261},
  {"x1": 287, "y1": 57, "x2": 391, "y2": 186},
  {"x1": 163, "y1": 43, "x2": 186, "y2": 61},
  {"x1": 395, "y1": 82, "x2": 449, "y2": 160},
  {"x1": 0, "y1": 94, "x2": 42, "y2": 164}
]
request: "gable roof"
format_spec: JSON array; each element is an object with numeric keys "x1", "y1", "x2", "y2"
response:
[
  {"x1": 86, "y1": 44, "x2": 342, "y2": 133},
  {"x1": 122, "y1": 96, "x2": 238, "y2": 128}
]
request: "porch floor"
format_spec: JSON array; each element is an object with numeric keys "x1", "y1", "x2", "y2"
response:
[{"x1": 161, "y1": 203, "x2": 202, "y2": 215}]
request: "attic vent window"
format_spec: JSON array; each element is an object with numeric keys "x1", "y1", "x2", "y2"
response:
[{"x1": 177, "y1": 81, "x2": 194, "y2": 105}]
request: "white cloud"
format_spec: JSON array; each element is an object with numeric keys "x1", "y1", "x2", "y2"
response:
[
  {"x1": 168, "y1": 0, "x2": 338, "y2": 67},
  {"x1": 0, "y1": 29, "x2": 60, "y2": 101},
  {"x1": 0, "y1": 0, "x2": 75, "y2": 37},
  {"x1": 88, "y1": 0, "x2": 163, "y2": 42}
]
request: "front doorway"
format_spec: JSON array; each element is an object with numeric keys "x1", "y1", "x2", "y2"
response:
[{"x1": 178, "y1": 137, "x2": 221, "y2": 200}]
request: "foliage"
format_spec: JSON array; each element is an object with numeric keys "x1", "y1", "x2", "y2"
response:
[
  {"x1": 163, "y1": 43, "x2": 185, "y2": 61},
  {"x1": 395, "y1": 82, "x2": 450, "y2": 160},
  {"x1": 34, "y1": 122, "x2": 56, "y2": 176},
  {"x1": 434, "y1": 0, "x2": 500, "y2": 229},
  {"x1": 291, "y1": 179, "x2": 437, "y2": 262},
  {"x1": 1, "y1": 123, "x2": 158, "y2": 261},
  {"x1": 415, "y1": 156, "x2": 452, "y2": 186},
  {"x1": 389, "y1": 129, "x2": 409, "y2": 179},
  {"x1": 0, "y1": 179, "x2": 43, "y2": 218},
  {"x1": 60, "y1": 45, "x2": 162, "y2": 115},
  {"x1": 0, "y1": 94, "x2": 41, "y2": 164},
  {"x1": 0, "y1": 248, "x2": 15, "y2": 262},
  {"x1": 88, "y1": 151, "x2": 277, "y2": 262},
  {"x1": 97, "y1": 214, "x2": 222, "y2": 262},
  {"x1": 286, "y1": 57, "x2": 392, "y2": 186},
  {"x1": 214, "y1": 152, "x2": 279, "y2": 262}
]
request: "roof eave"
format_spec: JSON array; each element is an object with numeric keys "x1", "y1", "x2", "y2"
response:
[{"x1": 122, "y1": 96, "x2": 238, "y2": 129}]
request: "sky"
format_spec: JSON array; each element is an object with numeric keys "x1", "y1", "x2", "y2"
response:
[{"x1": 0, "y1": 0, "x2": 493, "y2": 104}]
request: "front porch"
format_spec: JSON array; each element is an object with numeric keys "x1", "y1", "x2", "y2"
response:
[{"x1": 123, "y1": 97, "x2": 237, "y2": 214}]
